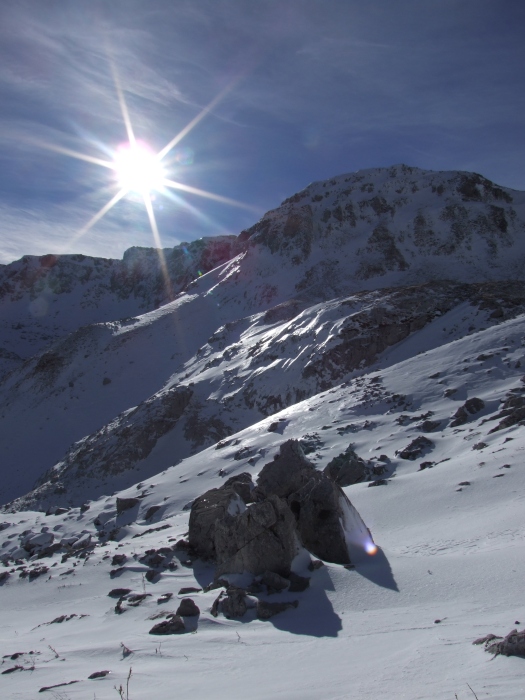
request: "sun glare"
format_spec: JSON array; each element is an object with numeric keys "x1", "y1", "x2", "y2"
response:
[
  {"x1": 114, "y1": 142, "x2": 165, "y2": 194},
  {"x1": 33, "y1": 64, "x2": 259, "y2": 302}
]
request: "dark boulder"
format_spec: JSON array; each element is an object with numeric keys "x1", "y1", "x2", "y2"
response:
[
  {"x1": 213, "y1": 586, "x2": 249, "y2": 619},
  {"x1": 176, "y1": 598, "x2": 200, "y2": 617},
  {"x1": 288, "y1": 471, "x2": 352, "y2": 565},
  {"x1": 144, "y1": 505, "x2": 161, "y2": 521},
  {"x1": 214, "y1": 495, "x2": 299, "y2": 577},
  {"x1": 256, "y1": 440, "x2": 316, "y2": 499},
  {"x1": 396, "y1": 436, "x2": 434, "y2": 460},
  {"x1": 451, "y1": 397, "x2": 485, "y2": 426},
  {"x1": 323, "y1": 445, "x2": 367, "y2": 486},
  {"x1": 116, "y1": 497, "x2": 141, "y2": 514},
  {"x1": 223, "y1": 472, "x2": 255, "y2": 504},
  {"x1": 149, "y1": 615, "x2": 185, "y2": 635},
  {"x1": 256, "y1": 439, "x2": 373, "y2": 565},
  {"x1": 261, "y1": 570, "x2": 289, "y2": 593}
]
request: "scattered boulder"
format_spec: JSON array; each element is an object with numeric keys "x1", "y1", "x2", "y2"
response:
[
  {"x1": 149, "y1": 615, "x2": 185, "y2": 635},
  {"x1": 261, "y1": 570, "x2": 289, "y2": 593},
  {"x1": 368, "y1": 479, "x2": 388, "y2": 487},
  {"x1": 88, "y1": 670, "x2": 110, "y2": 679},
  {"x1": 22, "y1": 532, "x2": 54, "y2": 553},
  {"x1": 111, "y1": 554, "x2": 127, "y2": 566},
  {"x1": 488, "y1": 392, "x2": 525, "y2": 433},
  {"x1": 396, "y1": 436, "x2": 434, "y2": 460},
  {"x1": 145, "y1": 569, "x2": 158, "y2": 583},
  {"x1": 257, "y1": 600, "x2": 298, "y2": 620},
  {"x1": 116, "y1": 497, "x2": 141, "y2": 514},
  {"x1": 144, "y1": 505, "x2": 161, "y2": 521},
  {"x1": 217, "y1": 587, "x2": 248, "y2": 619},
  {"x1": 107, "y1": 588, "x2": 131, "y2": 598},
  {"x1": 178, "y1": 587, "x2": 201, "y2": 595},
  {"x1": 323, "y1": 445, "x2": 367, "y2": 486},
  {"x1": 157, "y1": 593, "x2": 173, "y2": 604},
  {"x1": 176, "y1": 598, "x2": 200, "y2": 617},
  {"x1": 189, "y1": 439, "x2": 374, "y2": 578},
  {"x1": 214, "y1": 494, "x2": 299, "y2": 577},
  {"x1": 451, "y1": 397, "x2": 485, "y2": 426},
  {"x1": 475, "y1": 628, "x2": 525, "y2": 657},
  {"x1": 465, "y1": 397, "x2": 485, "y2": 414},
  {"x1": 418, "y1": 419, "x2": 442, "y2": 432}
]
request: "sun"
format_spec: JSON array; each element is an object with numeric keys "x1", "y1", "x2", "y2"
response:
[
  {"x1": 31, "y1": 65, "x2": 260, "y2": 301},
  {"x1": 113, "y1": 141, "x2": 166, "y2": 194}
]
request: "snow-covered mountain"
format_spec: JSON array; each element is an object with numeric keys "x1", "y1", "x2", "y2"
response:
[
  {"x1": 1, "y1": 165, "x2": 525, "y2": 699},
  {"x1": 0, "y1": 235, "x2": 241, "y2": 380}
]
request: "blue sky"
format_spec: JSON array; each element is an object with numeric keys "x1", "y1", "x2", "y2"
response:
[{"x1": 0, "y1": 0, "x2": 524, "y2": 264}]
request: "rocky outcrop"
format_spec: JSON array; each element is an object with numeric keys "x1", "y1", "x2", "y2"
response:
[
  {"x1": 323, "y1": 445, "x2": 367, "y2": 486},
  {"x1": 396, "y1": 436, "x2": 434, "y2": 460},
  {"x1": 188, "y1": 486, "x2": 246, "y2": 559},
  {"x1": 450, "y1": 397, "x2": 485, "y2": 426},
  {"x1": 189, "y1": 440, "x2": 373, "y2": 576},
  {"x1": 214, "y1": 495, "x2": 299, "y2": 577},
  {"x1": 288, "y1": 471, "x2": 352, "y2": 565}
]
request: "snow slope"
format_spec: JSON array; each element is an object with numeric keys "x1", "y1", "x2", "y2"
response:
[{"x1": 1, "y1": 314, "x2": 525, "y2": 699}]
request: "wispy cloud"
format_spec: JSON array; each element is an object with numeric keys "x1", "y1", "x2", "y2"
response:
[{"x1": 0, "y1": 0, "x2": 524, "y2": 264}]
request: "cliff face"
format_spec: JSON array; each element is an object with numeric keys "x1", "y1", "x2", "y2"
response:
[{"x1": 1, "y1": 165, "x2": 525, "y2": 510}]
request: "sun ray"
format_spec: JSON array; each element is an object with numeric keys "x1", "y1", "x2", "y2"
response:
[
  {"x1": 143, "y1": 192, "x2": 173, "y2": 300},
  {"x1": 108, "y1": 57, "x2": 135, "y2": 146},
  {"x1": 157, "y1": 80, "x2": 237, "y2": 162},
  {"x1": 28, "y1": 139, "x2": 114, "y2": 170},
  {"x1": 162, "y1": 179, "x2": 259, "y2": 212},
  {"x1": 67, "y1": 188, "x2": 128, "y2": 248},
  {"x1": 160, "y1": 187, "x2": 231, "y2": 234}
]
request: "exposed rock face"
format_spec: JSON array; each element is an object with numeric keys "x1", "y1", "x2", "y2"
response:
[
  {"x1": 288, "y1": 472, "x2": 352, "y2": 565},
  {"x1": 256, "y1": 440, "x2": 317, "y2": 500},
  {"x1": 450, "y1": 397, "x2": 485, "y2": 427},
  {"x1": 214, "y1": 495, "x2": 299, "y2": 577},
  {"x1": 188, "y1": 486, "x2": 245, "y2": 560},
  {"x1": 487, "y1": 389, "x2": 525, "y2": 433},
  {"x1": 256, "y1": 440, "x2": 367, "y2": 565},
  {"x1": 396, "y1": 436, "x2": 434, "y2": 460},
  {"x1": 323, "y1": 445, "x2": 367, "y2": 486},
  {"x1": 222, "y1": 473, "x2": 255, "y2": 504}
]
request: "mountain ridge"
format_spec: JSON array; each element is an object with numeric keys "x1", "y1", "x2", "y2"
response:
[{"x1": 1, "y1": 164, "x2": 525, "y2": 509}]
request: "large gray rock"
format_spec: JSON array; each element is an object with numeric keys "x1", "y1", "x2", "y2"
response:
[
  {"x1": 288, "y1": 471, "x2": 352, "y2": 565},
  {"x1": 188, "y1": 486, "x2": 246, "y2": 559},
  {"x1": 214, "y1": 495, "x2": 299, "y2": 577},
  {"x1": 222, "y1": 473, "x2": 255, "y2": 504},
  {"x1": 256, "y1": 440, "x2": 316, "y2": 499},
  {"x1": 256, "y1": 440, "x2": 359, "y2": 565}
]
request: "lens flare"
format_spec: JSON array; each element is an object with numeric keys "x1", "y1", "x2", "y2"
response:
[{"x1": 365, "y1": 541, "x2": 378, "y2": 555}]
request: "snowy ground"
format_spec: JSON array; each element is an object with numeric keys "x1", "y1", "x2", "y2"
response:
[{"x1": 2, "y1": 315, "x2": 525, "y2": 699}]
